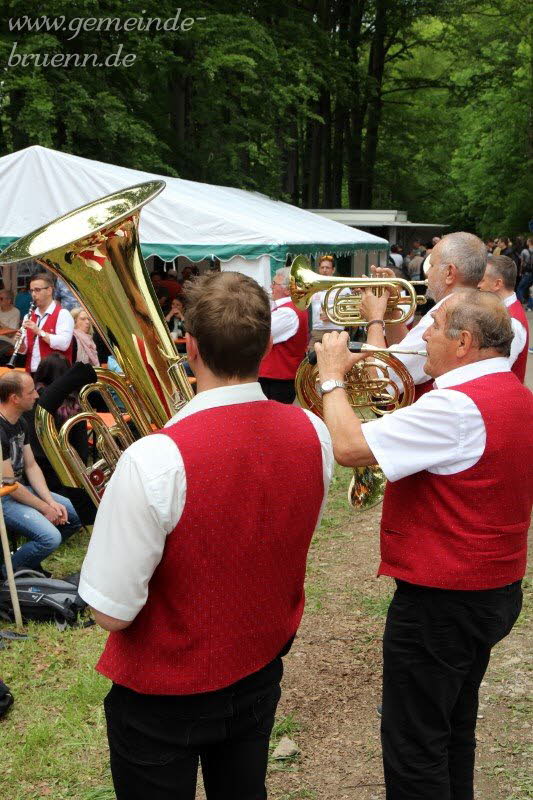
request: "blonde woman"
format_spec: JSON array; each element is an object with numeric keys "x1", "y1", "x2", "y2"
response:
[{"x1": 71, "y1": 307, "x2": 99, "y2": 366}]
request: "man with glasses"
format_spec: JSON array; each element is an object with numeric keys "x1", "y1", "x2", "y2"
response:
[
  {"x1": 258, "y1": 267, "x2": 308, "y2": 404},
  {"x1": 20, "y1": 272, "x2": 74, "y2": 374}
]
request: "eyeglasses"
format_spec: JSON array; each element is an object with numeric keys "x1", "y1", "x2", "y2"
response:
[{"x1": 30, "y1": 286, "x2": 51, "y2": 293}]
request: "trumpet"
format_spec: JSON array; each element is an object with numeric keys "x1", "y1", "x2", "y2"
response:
[
  {"x1": 290, "y1": 255, "x2": 427, "y2": 326},
  {"x1": 6, "y1": 301, "x2": 36, "y2": 369}
]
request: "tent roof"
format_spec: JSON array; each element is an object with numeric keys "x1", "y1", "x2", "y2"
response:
[{"x1": 0, "y1": 146, "x2": 388, "y2": 263}]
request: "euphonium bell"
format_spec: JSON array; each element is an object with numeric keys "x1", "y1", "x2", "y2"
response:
[
  {"x1": 295, "y1": 346, "x2": 416, "y2": 510},
  {"x1": 0, "y1": 181, "x2": 194, "y2": 505},
  {"x1": 290, "y1": 254, "x2": 427, "y2": 326}
]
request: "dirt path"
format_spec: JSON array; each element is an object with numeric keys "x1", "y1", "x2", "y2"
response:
[{"x1": 266, "y1": 479, "x2": 532, "y2": 800}]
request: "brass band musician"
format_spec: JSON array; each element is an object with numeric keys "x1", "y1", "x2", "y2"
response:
[{"x1": 315, "y1": 289, "x2": 533, "y2": 800}]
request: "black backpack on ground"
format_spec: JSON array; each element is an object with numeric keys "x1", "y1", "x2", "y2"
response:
[{"x1": 0, "y1": 570, "x2": 89, "y2": 628}]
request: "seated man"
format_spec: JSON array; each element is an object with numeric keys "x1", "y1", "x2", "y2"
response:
[
  {"x1": 0, "y1": 289, "x2": 21, "y2": 365},
  {"x1": 0, "y1": 371, "x2": 81, "y2": 577}
]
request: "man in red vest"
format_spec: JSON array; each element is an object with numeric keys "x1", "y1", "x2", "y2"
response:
[
  {"x1": 478, "y1": 254, "x2": 529, "y2": 382},
  {"x1": 21, "y1": 272, "x2": 74, "y2": 373},
  {"x1": 359, "y1": 231, "x2": 488, "y2": 400},
  {"x1": 315, "y1": 289, "x2": 532, "y2": 800},
  {"x1": 79, "y1": 271, "x2": 333, "y2": 800},
  {"x1": 259, "y1": 266, "x2": 309, "y2": 404}
]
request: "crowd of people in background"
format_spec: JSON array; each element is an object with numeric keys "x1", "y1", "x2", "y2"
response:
[
  {"x1": 0, "y1": 260, "x2": 199, "y2": 577},
  {"x1": 393, "y1": 235, "x2": 533, "y2": 310}
]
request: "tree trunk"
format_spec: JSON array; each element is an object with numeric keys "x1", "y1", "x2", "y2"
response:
[
  {"x1": 322, "y1": 91, "x2": 332, "y2": 207},
  {"x1": 281, "y1": 113, "x2": 300, "y2": 205},
  {"x1": 344, "y1": 0, "x2": 366, "y2": 207},
  {"x1": 332, "y1": 99, "x2": 345, "y2": 207},
  {"x1": 360, "y1": 0, "x2": 387, "y2": 207}
]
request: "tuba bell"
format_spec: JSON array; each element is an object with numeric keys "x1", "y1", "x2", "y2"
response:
[
  {"x1": 0, "y1": 181, "x2": 194, "y2": 505},
  {"x1": 290, "y1": 254, "x2": 427, "y2": 326}
]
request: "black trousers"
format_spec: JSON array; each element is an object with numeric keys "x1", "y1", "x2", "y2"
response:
[
  {"x1": 381, "y1": 579, "x2": 522, "y2": 800},
  {"x1": 104, "y1": 657, "x2": 283, "y2": 800},
  {"x1": 258, "y1": 377, "x2": 295, "y2": 405}
]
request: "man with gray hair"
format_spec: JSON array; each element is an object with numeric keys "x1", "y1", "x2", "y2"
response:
[
  {"x1": 360, "y1": 231, "x2": 488, "y2": 399},
  {"x1": 314, "y1": 288, "x2": 533, "y2": 800},
  {"x1": 258, "y1": 267, "x2": 308, "y2": 403}
]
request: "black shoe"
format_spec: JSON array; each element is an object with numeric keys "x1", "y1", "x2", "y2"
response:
[{"x1": 35, "y1": 564, "x2": 53, "y2": 578}]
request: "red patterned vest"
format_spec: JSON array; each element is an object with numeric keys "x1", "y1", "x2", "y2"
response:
[
  {"x1": 25, "y1": 303, "x2": 73, "y2": 371},
  {"x1": 380, "y1": 371, "x2": 533, "y2": 590},
  {"x1": 259, "y1": 301, "x2": 309, "y2": 380},
  {"x1": 97, "y1": 401, "x2": 324, "y2": 694},
  {"x1": 507, "y1": 298, "x2": 529, "y2": 383}
]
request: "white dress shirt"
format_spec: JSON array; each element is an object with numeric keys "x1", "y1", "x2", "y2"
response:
[
  {"x1": 387, "y1": 296, "x2": 448, "y2": 386},
  {"x1": 362, "y1": 358, "x2": 511, "y2": 482},
  {"x1": 504, "y1": 293, "x2": 527, "y2": 366},
  {"x1": 25, "y1": 301, "x2": 75, "y2": 372},
  {"x1": 270, "y1": 295, "x2": 299, "y2": 344},
  {"x1": 79, "y1": 382, "x2": 334, "y2": 621}
]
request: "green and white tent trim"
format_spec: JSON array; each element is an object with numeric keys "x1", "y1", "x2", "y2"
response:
[{"x1": 0, "y1": 146, "x2": 388, "y2": 288}]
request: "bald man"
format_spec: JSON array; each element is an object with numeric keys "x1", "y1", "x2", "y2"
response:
[{"x1": 315, "y1": 290, "x2": 533, "y2": 800}]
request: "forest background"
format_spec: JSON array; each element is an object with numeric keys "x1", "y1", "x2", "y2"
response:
[{"x1": 0, "y1": 0, "x2": 531, "y2": 238}]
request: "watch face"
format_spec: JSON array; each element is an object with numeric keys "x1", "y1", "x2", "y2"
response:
[{"x1": 321, "y1": 380, "x2": 336, "y2": 393}]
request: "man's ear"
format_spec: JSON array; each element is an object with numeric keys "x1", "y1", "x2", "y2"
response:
[
  {"x1": 456, "y1": 328, "x2": 474, "y2": 357},
  {"x1": 185, "y1": 333, "x2": 198, "y2": 363},
  {"x1": 445, "y1": 263, "x2": 458, "y2": 286}
]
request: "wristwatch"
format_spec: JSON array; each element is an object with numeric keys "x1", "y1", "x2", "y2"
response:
[{"x1": 318, "y1": 379, "x2": 345, "y2": 397}]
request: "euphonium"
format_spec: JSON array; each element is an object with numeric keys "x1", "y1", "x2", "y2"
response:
[
  {"x1": 290, "y1": 254, "x2": 427, "y2": 326},
  {"x1": 0, "y1": 181, "x2": 194, "y2": 506},
  {"x1": 295, "y1": 345, "x2": 418, "y2": 510}
]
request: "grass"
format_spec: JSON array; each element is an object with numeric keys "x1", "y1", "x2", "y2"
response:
[{"x1": 1, "y1": 465, "x2": 530, "y2": 799}]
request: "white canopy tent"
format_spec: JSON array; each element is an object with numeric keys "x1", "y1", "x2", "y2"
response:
[{"x1": 0, "y1": 146, "x2": 388, "y2": 289}]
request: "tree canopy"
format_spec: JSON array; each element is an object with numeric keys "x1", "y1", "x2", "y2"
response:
[{"x1": 0, "y1": 0, "x2": 530, "y2": 236}]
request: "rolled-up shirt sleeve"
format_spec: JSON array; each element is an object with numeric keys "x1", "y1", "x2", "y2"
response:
[
  {"x1": 47, "y1": 307, "x2": 74, "y2": 352},
  {"x1": 271, "y1": 305, "x2": 299, "y2": 344},
  {"x1": 361, "y1": 389, "x2": 486, "y2": 481},
  {"x1": 78, "y1": 434, "x2": 185, "y2": 621}
]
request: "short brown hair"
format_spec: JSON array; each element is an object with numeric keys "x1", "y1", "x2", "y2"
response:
[
  {"x1": 445, "y1": 289, "x2": 513, "y2": 357},
  {"x1": 0, "y1": 372, "x2": 26, "y2": 403},
  {"x1": 30, "y1": 272, "x2": 54, "y2": 289},
  {"x1": 486, "y1": 255, "x2": 517, "y2": 290},
  {"x1": 184, "y1": 272, "x2": 271, "y2": 379}
]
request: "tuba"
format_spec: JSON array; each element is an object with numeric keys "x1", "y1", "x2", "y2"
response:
[
  {"x1": 290, "y1": 254, "x2": 427, "y2": 326},
  {"x1": 296, "y1": 345, "x2": 419, "y2": 510},
  {"x1": 0, "y1": 181, "x2": 194, "y2": 505}
]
